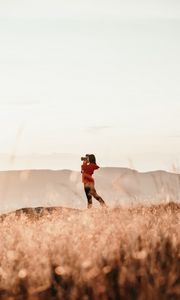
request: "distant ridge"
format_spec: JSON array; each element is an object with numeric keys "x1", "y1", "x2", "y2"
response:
[{"x1": 0, "y1": 168, "x2": 179, "y2": 214}]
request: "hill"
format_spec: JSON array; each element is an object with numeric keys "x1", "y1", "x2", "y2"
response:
[{"x1": 0, "y1": 168, "x2": 179, "y2": 213}]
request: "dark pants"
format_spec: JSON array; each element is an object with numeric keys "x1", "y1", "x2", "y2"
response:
[{"x1": 84, "y1": 185, "x2": 106, "y2": 209}]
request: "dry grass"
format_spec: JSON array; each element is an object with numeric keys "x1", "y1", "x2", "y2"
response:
[{"x1": 0, "y1": 203, "x2": 180, "y2": 300}]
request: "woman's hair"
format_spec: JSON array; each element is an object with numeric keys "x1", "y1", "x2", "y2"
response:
[{"x1": 88, "y1": 154, "x2": 96, "y2": 164}]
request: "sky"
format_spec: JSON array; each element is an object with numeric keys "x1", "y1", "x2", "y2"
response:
[{"x1": 0, "y1": 0, "x2": 180, "y2": 172}]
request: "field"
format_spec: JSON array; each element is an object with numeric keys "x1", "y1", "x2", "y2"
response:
[{"x1": 0, "y1": 203, "x2": 180, "y2": 300}]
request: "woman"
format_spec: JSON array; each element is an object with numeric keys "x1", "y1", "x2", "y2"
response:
[{"x1": 81, "y1": 154, "x2": 106, "y2": 209}]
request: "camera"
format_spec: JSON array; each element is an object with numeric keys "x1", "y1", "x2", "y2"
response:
[
  {"x1": 81, "y1": 157, "x2": 86, "y2": 161},
  {"x1": 81, "y1": 154, "x2": 89, "y2": 161}
]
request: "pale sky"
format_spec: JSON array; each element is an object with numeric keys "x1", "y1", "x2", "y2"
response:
[{"x1": 0, "y1": 0, "x2": 180, "y2": 171}]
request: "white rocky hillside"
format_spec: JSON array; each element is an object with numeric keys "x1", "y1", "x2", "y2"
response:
[{"x1": 0, "y1": 168, "x2": 179, "y2": 213}]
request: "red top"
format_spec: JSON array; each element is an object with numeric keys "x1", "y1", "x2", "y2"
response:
[{"x1": 81, "y1": 161, "x2": 99, "y2": 184}]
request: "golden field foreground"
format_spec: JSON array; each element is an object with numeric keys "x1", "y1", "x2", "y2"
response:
[{"x1": 0, "y1": 203, "x2": 180, "y2": 300}]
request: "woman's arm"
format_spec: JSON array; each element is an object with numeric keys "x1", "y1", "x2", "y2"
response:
[
  {"x1": 81, "y1": 160, "x2": 88, "y2": 173},
  {"x1": 81, "y1": 162, "x2": 99, "y2": 173}
]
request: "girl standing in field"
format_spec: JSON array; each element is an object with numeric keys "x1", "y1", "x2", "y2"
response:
[{"x1": 81, "y1": 154, "x2": 106, "y2": 209}]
